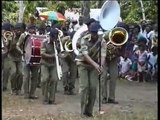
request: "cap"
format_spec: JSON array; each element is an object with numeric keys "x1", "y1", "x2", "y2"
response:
[
  {"x1": 50, "y1": 28, "x2": 58, "y2": 37},
  {"x1": 2, "y1": 23, "x2": 13, "y2": 31},
  {"x1": 85, "y1": 18, "x2": 96, "y2": 26},
  {"x1": 27, "y1": 24, "x2": 36, "y2": 30},
  {"x1": 89, "y1": 22, "x2": 101, "y2": 33},
  {"x1": 15, "y1": 23, "x2": 26, "y2": 30}
]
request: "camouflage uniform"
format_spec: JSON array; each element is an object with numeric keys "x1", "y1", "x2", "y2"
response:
[{"x1": 77, "y1": 33, "x2": 106, "y2": 116}]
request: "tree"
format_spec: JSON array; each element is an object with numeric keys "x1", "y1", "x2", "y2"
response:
[
  {"x1": 18, "y1": 1, "x2": 25, "y2": 22},
  {"x1": 81, "y1": 1, "x2": 90, "y2": 21},
  {"x1": 139, "y1": 0, "x2": 146, "y2": 20}
]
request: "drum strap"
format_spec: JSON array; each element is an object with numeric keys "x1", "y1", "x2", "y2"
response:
[{"x1": 22, "y1": 34, "x2": 29, "y2": 53}]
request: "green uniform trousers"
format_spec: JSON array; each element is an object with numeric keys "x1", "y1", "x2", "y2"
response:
[
  {"x1": 23, "y1": 64, "x2": 39, "y2": 97},
  {"x1": 62, "y1": 61, "x2": 77, "y2": 91},
  {"x1": 78, "y1": 65, "x2": 98, "y2": 115},
  {"x1": 8, "y1": 59, "x2": 23, "y2": 92},
  {"x1": 41, "y1": 64, "x2": 57, "y2": 102},
  {"x1": 101, "y1": 58, "x2": 118, "y2": 100},
  {"x1": 2, "y1": 56, "x2": 10, "y2": 90}
]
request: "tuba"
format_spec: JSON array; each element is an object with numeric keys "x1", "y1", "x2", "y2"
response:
[{"x1": 72, "y1": 0, "x2": 128, "y2": 60}]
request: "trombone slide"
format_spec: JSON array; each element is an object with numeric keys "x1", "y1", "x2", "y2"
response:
[{"x1": 54, "y1": 42, "x2": 62, "y2": 80}]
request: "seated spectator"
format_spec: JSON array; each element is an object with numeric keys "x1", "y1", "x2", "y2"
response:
[
  {"x1": 125, "y1": 57, "x2": 138, "y2": 81},
  {"x1": 118, "y1": 53, "x2": 132, "y2": 79}
]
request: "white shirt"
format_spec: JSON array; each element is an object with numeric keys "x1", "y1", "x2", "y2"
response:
[
  {"x1": 147, "y1": 30, "x2": 155, "y2": 40},
  {"x1": 119, "y1": 56, "x2": 132, "y2": 73},
  {"x1": 147, "y1": 52, "x2": 157, "y2": 67},
  {"x1": 135, "y1": 50, "x2": 148, "y2": 62},
  {"x1": 74, "y1": 23, "x2": 85, "y2": 31}
]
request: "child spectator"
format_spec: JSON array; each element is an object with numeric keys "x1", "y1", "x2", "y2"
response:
[
  {"x1": 135, "y1": 44, "x2": 148, "y2": 82},
  {"x1": 118, "y1": 53, "x2": 132, "y2": 79}
]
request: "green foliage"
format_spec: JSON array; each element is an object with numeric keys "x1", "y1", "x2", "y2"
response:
[
  {"x1": 2, "y1": 0, "x2": 158, "y2": 25},
  {"x1": 121, "y1": 0, "x2": 157, "y2": 24},
  {"x1": 2, "y1": 1, "x2": 18, "y2": 24}
]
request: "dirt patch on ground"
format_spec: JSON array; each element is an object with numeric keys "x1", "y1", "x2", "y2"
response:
[{"x1": 2, "y1": 80, "x2": 157, "y2": 120}]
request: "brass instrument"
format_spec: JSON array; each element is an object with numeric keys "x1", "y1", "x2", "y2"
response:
[
  {"x1": 103, "y1": 27, "x2": 128, "y2": 60},
  {"x1": 64, "y1": 40, "x2": 73, "y2": 52},
  {"x1": 54, "y1": 41, "x2": 62, "y2": 80},
  {"x1": 3, "y1": 31, "x2": 15, "y2": 44},
  {"x1": 56, "y1": 28, "x2": 74, "y2": 53},
  {"x1": 72, "y1": 0, "x2": 127, "y2": 61}
]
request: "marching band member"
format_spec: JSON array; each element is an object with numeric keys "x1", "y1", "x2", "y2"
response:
[
  {"x1": 7, "y1": 23, "x2": 25, "y2": 95},
  {"x1": 60, "y1": 35, "x2": 77, "y2": 95},
  {"x1": 77, "y1": 22, "x2": 106, "y2": 117},
  {"x1": 2, "y1": 23, "x2": 13, "y2": 91},
  {"x1": 16, "y1": 24, "x2": 39, "y2": 99},
  {"x1": 36, "y1": 24, "x2": 46, "y2": 88},
  {"x1": 40, "y1": 28, "x2": 59, "y2": 104},
  {"x1": 101, "y1": 22, "x2": 129, "y2": 104}
]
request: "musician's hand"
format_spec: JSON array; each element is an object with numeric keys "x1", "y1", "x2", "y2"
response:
[{"x1": 94, "y1": 63, "x2": 103, "y2": 75}]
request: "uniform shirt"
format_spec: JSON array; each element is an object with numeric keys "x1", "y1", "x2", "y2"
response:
[
  {"x1": 8, "y1": 36, "x2": 22, "y2": 61},
  {"x1": 17, "y1": 32, "x2": 28, "y2": 50},
  {"x1": 40, "y1": 40, "x2": 56, "y2": 66},
  {"x1": 77, "y1": 33, "x2": 106, "y2": 66}
]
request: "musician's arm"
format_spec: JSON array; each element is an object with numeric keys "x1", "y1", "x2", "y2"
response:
[
  {"x1": 16, "y1": 34, "x2": 25, "y2": 54},
  {"x1": 41, "y1": 42, "x2": 55, "y2": 58}
]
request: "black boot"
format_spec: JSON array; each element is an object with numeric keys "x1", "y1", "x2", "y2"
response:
[{"x1": 107, "y1": 98, "x2": 118, "y2": 104}]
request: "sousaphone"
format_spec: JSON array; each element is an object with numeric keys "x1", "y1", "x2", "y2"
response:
[{"x1": 72, "y1": 0, "x2": 122, "y2": 56}]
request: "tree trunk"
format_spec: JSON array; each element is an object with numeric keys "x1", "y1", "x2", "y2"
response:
[
  {"x1": 139, "y1": 0, "x2": 146, "y2": 20},
  {"x1": 18, "y1": 1, "x2": 25, "y2": 22},
  {"x1": 81, "y1": 1, "x2": 90, "y2": 22}
]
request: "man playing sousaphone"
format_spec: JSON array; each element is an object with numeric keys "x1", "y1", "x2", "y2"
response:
[
  {"x1": 77, "y1": 22, "x2": 106, "y2": 117},
  {"x1": 16, "y1": 24, "x2": 39, "y2": 99},
  {"x1": 40, "y1": 28, "x2": 59, "y2": 104}
]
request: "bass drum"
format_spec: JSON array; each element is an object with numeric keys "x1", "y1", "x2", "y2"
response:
[{"x1": 24, "y1": 35, "x2": 48, "y2": 65}]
